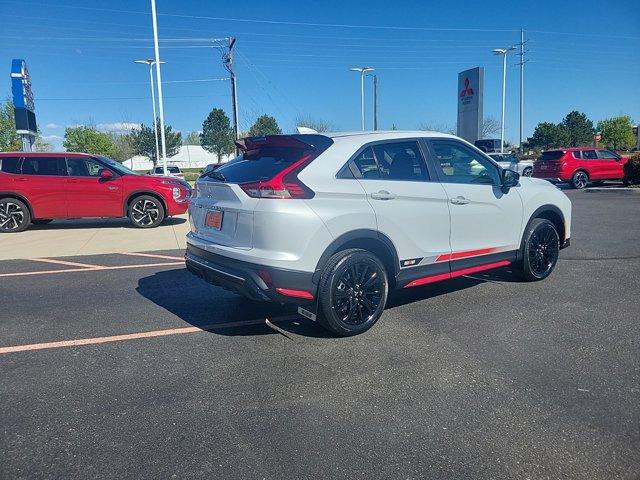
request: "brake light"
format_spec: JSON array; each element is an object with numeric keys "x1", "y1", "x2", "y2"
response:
[{"x1": 239, "y1": 154, "x2": 315, "y2": 199}]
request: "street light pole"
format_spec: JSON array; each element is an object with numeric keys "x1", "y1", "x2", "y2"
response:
[
  {"x1": 134, "y1": 59, "x2": 165, "y2": 165},
  {"x1": 150, "y1": 0, "x2": 168, "y2": 175},
  {"x1": 350, "y1": 67, "x2": 374, "y2": 131},
  {"x1": 493, "y1": 47, "x2": 515, "y2": 154}
]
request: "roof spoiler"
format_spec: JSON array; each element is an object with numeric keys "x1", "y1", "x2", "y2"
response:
[{"x1": 235, "y1": 134, "x2": 333, "y2": 153}]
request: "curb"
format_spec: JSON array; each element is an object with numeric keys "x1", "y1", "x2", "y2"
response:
[{"x1": 585, "y1": 187, "x2": 640, "y2": 193}]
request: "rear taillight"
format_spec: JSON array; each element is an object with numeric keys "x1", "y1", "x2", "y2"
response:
[{"x1": 239, "y1": 154, "x2": 315, "y2": 199}]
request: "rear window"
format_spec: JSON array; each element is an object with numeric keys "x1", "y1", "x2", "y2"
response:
[
  {"x1": 0, "y1": 157, "x2": 21, "y2": 174},
  {"x1": 168, "y1": 166, "x2": 181, "y2": 173},
  {"x1": 207, "y1": 135, "x2": 333, "y2": 183},
  {"x1": 540, "y1": 151, "x2": 564, "y2": 161}
]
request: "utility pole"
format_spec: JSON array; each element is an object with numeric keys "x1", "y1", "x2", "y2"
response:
[
  {"x1": 492, "y1": 47, "x2": 516, "y2": 154},
  {"x1": 150, "y1": 0, "x2": 168, "y2": 175},
  {"x1": 223, "y1": 37, "x2": 239, "y2": 144},
  {"x1": 134, "y1": 59, "x2": 165, "y2": 164},
  {"x1": 517, "y1": 29, "x2": 528, "y2": 153},
  {"x1": 350, "y1": 67, "x2": 374, "y2": 131},
  {"x1": 373, "y1": 75, "x2": 378, "y2": 131}
]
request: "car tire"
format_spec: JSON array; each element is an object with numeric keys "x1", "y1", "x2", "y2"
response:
[
  {"x1": 571, "y1": 170, "x2": 589, "y2": 189},
  {"x1": 522, "y1": 167, "x2": 533, "y2": 177},
  {"x1": 128, "y1": 195, "x2": 165, "y2": 228},
  {"x1": 317, "y1": 249, "x2": 389, "y2": 336},
  {"x1": 0, "y1": 197, "x2": 31, "y2": 233},
  {"x1": 32, "y1": 219, "x2": 53, "y2": 225},
  {"x1": 516, "y1": 218, "x2": 560, "y2": 282}
]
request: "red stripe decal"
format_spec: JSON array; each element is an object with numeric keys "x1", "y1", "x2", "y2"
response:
[
  {"x1": 436, "y1": 247, "x2": 498, "y2": 262},
  {"x1": 275, "y1": 288, "x2": 315, "y2": 300},
  {"x1": 404, "y1": 260, "x2": 511, "y2": 288}
]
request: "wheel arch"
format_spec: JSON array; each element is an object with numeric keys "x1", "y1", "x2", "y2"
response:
[
  {"x1": 124, "y1": 190, "x2": 167, "y2": 216},
  {"x1": 518, "y1": 205, "x2": 566, "y2": 260},
  {"x1": 313, "y1": 229, "x2": 400, "y2": 287},
  {"x1": 0, "y1": 192, "x2": 33, "y2": 217}
]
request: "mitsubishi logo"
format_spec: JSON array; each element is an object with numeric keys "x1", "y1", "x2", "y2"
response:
[{"x1": 460, "y1": 77, "x2": 474, "y2": 98}]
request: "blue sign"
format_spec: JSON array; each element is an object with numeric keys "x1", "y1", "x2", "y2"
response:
[{"x1": 10, "y1": 59, "x2": 37, "y2": 134}]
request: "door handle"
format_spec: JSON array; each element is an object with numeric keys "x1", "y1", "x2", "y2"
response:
[
  {"x1": 450, "y1": 196, "x2": 470, "y2": 205},
  {"x1": 371, "y1": 190, "x2": 396, "y2": 201}
]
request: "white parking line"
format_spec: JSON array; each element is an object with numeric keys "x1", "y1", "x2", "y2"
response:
[
  {"x1": 0, "y1": 261, "x2": 184, "y2": 278},
  {"x1": 0, "y1": 315, "x2": 301, "y2": 354},
  {"x1": 121, "y1": 252, "x2": 184, "y2": 261},
  {"x1": 31, "y1": 258, "x2": 103, "y2": 269}
]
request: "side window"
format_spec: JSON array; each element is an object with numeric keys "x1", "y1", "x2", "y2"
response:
[
  {"x1": 582, "y1": 150, "x2": 598, "y2": 160},
  {"x1": 0, "y1": 157, "x2": 22, "y2": 174},
  {"x1": 372, "y1": 141, "x2": 429, "y2": 181},
  {"x1": 430, "y1": 140, "x2": 500, "y2": 185},
  {"x1": 597, "y1": 150, "x2": 618, "y2": 160},
  {"x1": 350, "y1": 147, "x2": 380, "y2": 179},
  {"x1": 573, "y1": 151, "x2": 582, "y2": 159},
  {"x1": 21, "y1": 157, "x2": 64, "y2": 176},
  {"x1": 66, "y1": 158, "x2": 105, "y2": 177}
]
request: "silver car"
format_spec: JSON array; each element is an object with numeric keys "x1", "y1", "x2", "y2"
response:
[{"x1": 488, "y1": 153, "x2": 534, "y2": 177}]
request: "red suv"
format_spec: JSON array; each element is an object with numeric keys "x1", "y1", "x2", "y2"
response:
[
  {"x1": 0, "y1": 152, "x2": 191, "y2": 233},
  {"x1": 533, "y1": 148, "x2": 628, "y2": 189}
]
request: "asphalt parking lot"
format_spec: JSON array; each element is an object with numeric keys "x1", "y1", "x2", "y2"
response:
[{"x1": 1, "y1": 189, "x2": 639, "y2": 479}]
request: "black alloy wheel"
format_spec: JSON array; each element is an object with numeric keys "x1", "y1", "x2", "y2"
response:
[
  {"x1": 518, "y1": 218, "x2": 560, "y2": 281},
  {"x1": 318, "y1": 249, "x2": 388, "y2": 336}
]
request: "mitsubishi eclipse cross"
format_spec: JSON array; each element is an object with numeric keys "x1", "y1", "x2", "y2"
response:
[{"x1": 186, "y1": 131, "x2": 572, "y2": 336}]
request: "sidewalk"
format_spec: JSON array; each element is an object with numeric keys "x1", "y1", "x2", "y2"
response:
[{"x1": 0, "y1": 214, "x2": 189, "y2": 260}]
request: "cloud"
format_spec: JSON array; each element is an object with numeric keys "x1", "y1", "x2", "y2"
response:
[
  {"x1": 96, "y1": 122, "x2": 140, "y2": 133},
  {"x1": 45, "y1": 123, "x2": 61, "y2": 129},
  {"x1": 42, "y1": 135, "x2": 63, "y2": 141}
]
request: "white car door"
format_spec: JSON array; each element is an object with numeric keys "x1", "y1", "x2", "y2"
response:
[
  {"x1": 425, "y1": 139, "x2": 523, "y2": 272},
  {"x1": 348, "y1": 140, "x2": 452, "y2": 284}
]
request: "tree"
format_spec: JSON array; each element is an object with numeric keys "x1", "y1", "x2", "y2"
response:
[
  {"x1": 419, "y1": 122, "x2": 455, "y2": 134},
  {"x1": 481, "y1": 116, "x2": 501, "y2": 138},
  {"x1": 63, "y1": 126, "x2": 116, "y2": 156},
  {"x1": 0, "y1": 99, "x2": 22, "y2": 151},
  {"x1": 248, "y1": 114, "x2": 282, "y2": 137},
  {"x1": 526, "y1": 122, "x2": 570, "y2": 150},
  {"x1": 109, "y1": 133, "x2": 135, "y2": 162},
  {"x1": 201, "y1": 108, "x2": 235, "y2": 161},
  {"x1": 561, "y1": 111, "x2": 594, "y2": 147},
  {"x1": 130, "y1": 121, "x2": 182, "y2": 165},
  {"x1": 183, "y1": 131, "x2": 201, "y2": 145},
  {"x1": 294, "y1": 115, "x2": 335, "y2": 133},
  {"x1": 34, "y1": 132, "x2": 51, "y2": 152},
  {"x1": 597, "y1": 115, "x2": 636, "y2": 150}
]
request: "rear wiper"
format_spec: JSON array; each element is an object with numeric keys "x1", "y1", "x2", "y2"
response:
[{"x1": 204, "y1": 170, "x2": 226, "y2": 181}]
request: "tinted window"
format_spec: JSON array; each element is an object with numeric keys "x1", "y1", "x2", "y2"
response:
[
  {"x1": 372, "y1": 141, "x2": 429, "y2": 181},
  {"x1": 540, "y1": 151, "x2": 564, "y2": 161},
  {"x1": 431, "y1": 140, "x2": 500, "y2": 185},
  {"x1": 209, "y1": 146, "x2": 308, "y2": 183},
  {"x1": 66, "y1": 158, "x2": 105, "y2": 177},
  {"x1": 572, "y1": 151, "x2": 582, "y2": 159},
  {"x1": 582, "y1": 150, "x2": 598, "y2": 160},
  {"x1": 597, "y1": 150, "x2": 618, "y2": 159},
  {"x1": 153, "y1": 167, "x2": 164, "y2": 174},
  {"x1": 21, "y1": 157, "x2": 64, "y2": 176},
  {"x1": 0, "y1": 157, "x2": 21, "y2": 174},
  {"x1": 168, "y1": 166, "x2": 181, "y2": 173},
  {"x1": 350, "y1": 147, "x2": 380, "y2": 179}
]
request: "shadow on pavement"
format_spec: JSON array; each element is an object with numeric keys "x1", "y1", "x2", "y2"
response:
[
  {"x1": 29, "y1": 216, "x2": 187, "y2": 230},
  {"x1": 138, "y1": 266, "x2": 514, "y2": 338}
]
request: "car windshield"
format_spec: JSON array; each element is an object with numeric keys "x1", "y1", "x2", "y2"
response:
[{"x1": 97, "y1": 156, "x2": 139, "y2": 175}]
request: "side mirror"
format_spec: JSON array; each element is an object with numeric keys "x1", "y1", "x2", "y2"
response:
[
  {"x1": 501, "y1": 169, "x2": 520, "y2": 191},
  {"x1": 99, "y1": 168, "x2": 114, "y2": 179}
]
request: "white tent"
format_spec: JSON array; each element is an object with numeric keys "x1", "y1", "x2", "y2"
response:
[{"x1": 125, "y1": 145, "x2": 234, "y2": 171}]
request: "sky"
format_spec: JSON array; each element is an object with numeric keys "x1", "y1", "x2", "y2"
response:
[{"x1": 1, "y1": 0, "x2": 639, "y2": 150}]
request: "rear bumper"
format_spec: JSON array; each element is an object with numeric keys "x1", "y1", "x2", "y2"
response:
[
  {"x1": 185, "y1": 244, "x2": 316, "y2": 304},
  {"x1": 534, "y1": 176, "x2": 564, "y2": 183}
]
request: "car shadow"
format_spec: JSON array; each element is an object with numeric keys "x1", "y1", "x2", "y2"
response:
[
  {"x1": 137, "y1": 266, "x2": 515, "y2": 338},
  {"x1": 29, "y1": 216, "x2": 187, "y2": 230}
]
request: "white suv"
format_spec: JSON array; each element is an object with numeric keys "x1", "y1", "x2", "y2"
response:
[{"x1": 186, "y1": 132, "x2": 571, "y2": 336}]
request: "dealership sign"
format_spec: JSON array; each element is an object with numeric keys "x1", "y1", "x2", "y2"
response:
[
  {"x1": 456, "y1": 67, "x2": 484, "y2": 143},
  {"x1": 10, "y1": 59, "x2": 37, "y2": 135}
]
